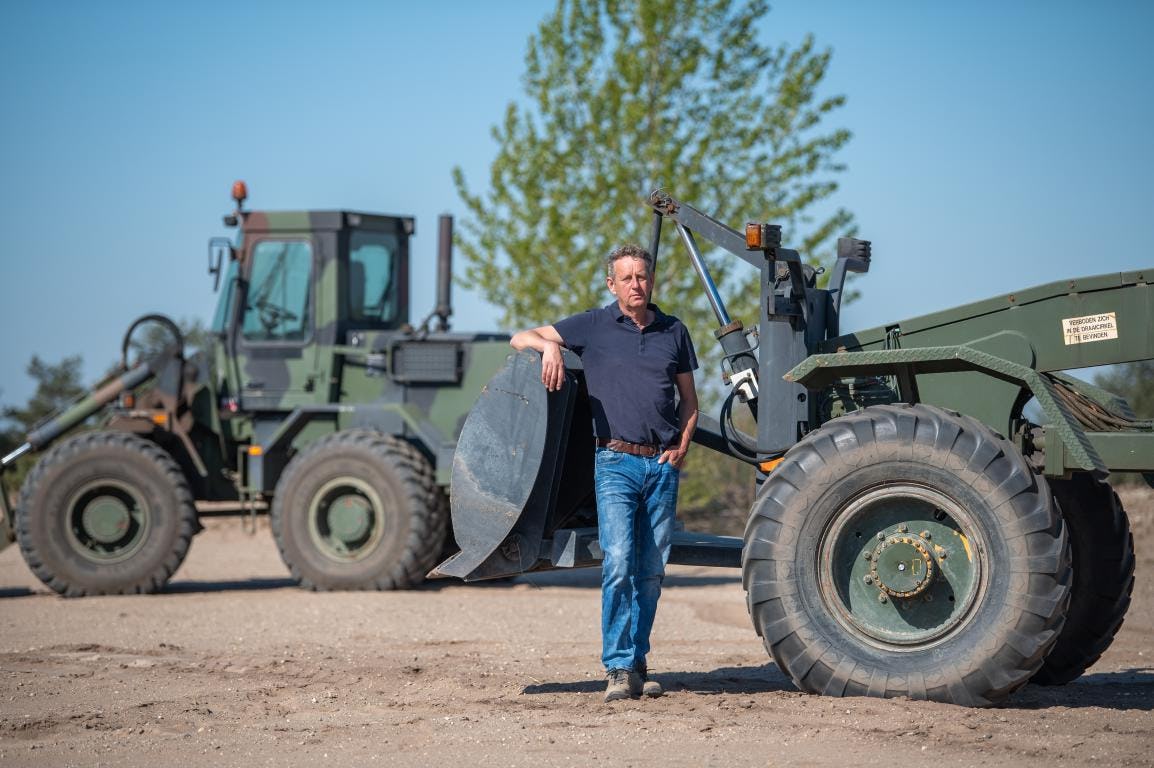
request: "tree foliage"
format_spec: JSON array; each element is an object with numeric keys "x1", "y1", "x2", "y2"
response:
[
  {"x1": 0, "y1": 355, "x2": 88, "y2": 500},
  {"x1": 454, "y1": 0, "x2": 855, "y2": 519},
  {"x1": 1092, "y1": 362, "x2": 1154, "y2": 486},
  {"x1": 677, "y1": 441, "x2": 756, "y2": 535},
  {"x1": 1, "y1": 355, "x2": 87, "y2": 438},
  {"x1": 1094, "y1": 362, "x2": 1154, "y2": 419},
  {"x1": 453, "y1": 0, "x2": 854, "y2": 365}
]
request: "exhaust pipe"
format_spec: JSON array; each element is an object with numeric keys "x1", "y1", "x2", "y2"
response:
[{"x1": 435, "y1": 214, "x2": 453, "y2": 332}]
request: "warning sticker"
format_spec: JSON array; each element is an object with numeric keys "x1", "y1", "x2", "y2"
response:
[{"x1": 1062, "y1": 312, "x2": 1118, "y2": 345}]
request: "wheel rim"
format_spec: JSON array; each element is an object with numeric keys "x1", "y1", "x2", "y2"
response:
[
  {"x1": 817, "y1": 483, "x2": 986, "y2": 649},
  {"x1": 66, "y1": 480, "x2": 150, "y2": 563},
  {"x1": 307, "y1": 477, "x2": 388, "y2": 562}
]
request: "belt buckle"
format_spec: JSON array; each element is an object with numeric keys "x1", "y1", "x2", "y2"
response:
[{"x1": 631, "y1": 441, "x2": 658, "y2": 458}]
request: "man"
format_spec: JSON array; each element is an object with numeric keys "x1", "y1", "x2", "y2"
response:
[{"x1": 510, "y1": 243, "x2": 698, "y2": 703}]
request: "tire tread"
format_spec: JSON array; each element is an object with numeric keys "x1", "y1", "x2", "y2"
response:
[
  {"x1": 1032, "y1": 476, "x2": 1134, "y2": 685},
  {"x1": 16, "y1": 431, "x2": 197, "y2": 597},
  {"x1": 271, "y1": 430, "x2": 447, "y2": 591},
  {"x1": 744, "y1": 404, "x2": 1070, "y2": 706}
]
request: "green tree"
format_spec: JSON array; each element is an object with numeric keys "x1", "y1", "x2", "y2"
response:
[
  {"x1": 1092, "y1": 362, "x2": 1154, "y2": 487},
  {"x1": 453, "y1": 0, "x2": 854, "y2": 352},
  {"x1": 677, "y1": 445, "x2": 756, "y2": 534},
  {"x1": 1, "y1": 355, "x2": 87, "y2": 435},
  {"x1": 1, "y1": 355, "x2": 88, "y2": 502},
  {"x1": 1094, "y1": 362, "x2": 1154, "y2": 419},
  {"x1": 454, "y1": 0, "x2": 854, "y2": 526}
]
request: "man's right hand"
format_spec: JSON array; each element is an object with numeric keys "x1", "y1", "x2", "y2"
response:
[
  {"x1": 540, "y1": 340, "x2": 565, "y2": 392},
  {"x1": 509, "y1": 325, "x2": 567, "y2": 392}
]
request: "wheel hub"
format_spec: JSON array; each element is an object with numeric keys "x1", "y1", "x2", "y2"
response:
[
  {"x1": 328, "y1": 494, "x2": 372, "y2": 543},
  {"x1": 819, "y1": 484, "x2": 985, "y2": 647},
  {"x1": 870, "y1": 534, "x2": 935, "y2": 598},
  {"x1": 66, "y1": 480, "x2": 150, "y2": 563},
  {"x1": 81, "y1": 495, "x2": 132, "y2": 543},
  {"x1": 308, "y1": 476, "x2": 385, "y2": 563}
]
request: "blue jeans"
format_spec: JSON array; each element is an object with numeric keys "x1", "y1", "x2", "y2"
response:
[{"x1": 595, "y1": 448, "x2": 679, "y2": 672}]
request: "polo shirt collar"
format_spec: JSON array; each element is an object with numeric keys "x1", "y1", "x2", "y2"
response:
[{"x1": 606, "y1": 301, "x2": 668, "y2": 328}]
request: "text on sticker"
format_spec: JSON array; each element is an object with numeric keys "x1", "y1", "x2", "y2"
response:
[{"x1": 1062, "y1": 312, "x2": 1118, "y2": 345}]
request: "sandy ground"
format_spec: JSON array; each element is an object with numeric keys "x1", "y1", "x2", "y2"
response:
[{"x1": 0, "y1": 489, "x2": 1151, "y2": 768}]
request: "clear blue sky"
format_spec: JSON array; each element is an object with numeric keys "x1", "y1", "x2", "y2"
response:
[{"x1": 1, "y1": 1, "x2": 1151, "y2": 408}]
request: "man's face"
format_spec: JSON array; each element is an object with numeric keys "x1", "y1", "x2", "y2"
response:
[{"x1": 607, "y1": 257, "x2": 653, "y2": 312}]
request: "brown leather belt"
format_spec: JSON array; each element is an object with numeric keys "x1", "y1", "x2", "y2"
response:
[{"x1": 595, "y1": 438, "x2": 664, "y2": 458}]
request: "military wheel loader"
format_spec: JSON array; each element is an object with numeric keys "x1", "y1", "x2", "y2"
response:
[
  {"x1": 0, "y1": 182, "x2": 510, "y2": 596},
  {"x1": 436, "y1": 190, "x2": 1150, "y2": 707}
]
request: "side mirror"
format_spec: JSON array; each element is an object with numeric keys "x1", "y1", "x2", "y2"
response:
[{"x1": 208, "y1": 238, "x2": 233, "y2": 292}]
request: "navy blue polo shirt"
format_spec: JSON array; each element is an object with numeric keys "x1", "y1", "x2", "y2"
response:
[{"x1": 553, "y1": 302, "x2": 697, "y2": 447}]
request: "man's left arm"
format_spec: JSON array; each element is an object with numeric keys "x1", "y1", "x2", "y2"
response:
[{"x1": 659, "y1": 371, "x2": 698, "y2": 469}]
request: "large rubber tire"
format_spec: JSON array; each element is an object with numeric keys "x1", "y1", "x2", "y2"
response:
[
  {"x1": 743, "y1": 404, "x2": 1070, "y2": 707},
  {"x1": 16, "y1": 431, "x2": 197, "y2": 596},
  {"x1": 271, "y1": 430, "x2": 447, "y2": 590},
  {"x1": 1032, "y1": 474, "x2": 1134, "y2": 685}
]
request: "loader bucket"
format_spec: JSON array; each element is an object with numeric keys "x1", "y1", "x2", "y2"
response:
[{"x1": 431, "y1": 350, "x2": 596, "y2": 581}]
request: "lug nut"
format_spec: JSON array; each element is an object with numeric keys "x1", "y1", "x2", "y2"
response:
[
  {"x1": 863, "y1": 552, "x2": 872, "y2": 561},
  {"x1": 877, "y1": 532, "x2": 885, "y2": 541},
  {"x1": 863, "y1": 575, "x2": 873, "y2": 585},
  {"x1": 898, "y1": 524, "x2": 909, "y2": 533},
  {"x1": 920, "y1": 530, "x2": 932, "y2": 540},
  {"x1": 878, "y1": 593, "x2": 888, "y2": 604}
]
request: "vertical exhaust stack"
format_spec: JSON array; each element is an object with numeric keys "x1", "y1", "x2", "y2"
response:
[{"x1": 435, "y1": 214, "x2": 453, "y2": 332}]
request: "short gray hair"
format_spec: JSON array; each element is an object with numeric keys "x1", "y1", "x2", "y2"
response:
[{"x1": 606, "y1": 243, "x2": 653, "y2": 278}]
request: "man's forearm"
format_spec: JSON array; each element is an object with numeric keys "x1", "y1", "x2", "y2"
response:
[
  {"x1": 676, "y1": 402, "x2": 698, "y2": 452},
  {"x1": 510, "y1": 329, "x2": 548, "y2": 352}
]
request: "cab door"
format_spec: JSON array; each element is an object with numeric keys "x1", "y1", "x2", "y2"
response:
[{"x1": 235, "y1": 237, "x2": 323, "y2": 409}]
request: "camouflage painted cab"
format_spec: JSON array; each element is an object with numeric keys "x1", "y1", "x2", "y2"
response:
[{"x1": 2, "y1": 182, "x2": 509, "y2": 595}]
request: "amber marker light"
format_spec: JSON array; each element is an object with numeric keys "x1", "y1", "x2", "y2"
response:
[
  {"x1": 746, "y1": 222, "x2": 782, "y2": 249},
  {"x1": 150, "y1": 412, "x2": 169, "y2": 428},
  {"x1": 759, "y1": 457, "x2": 784, "y2": 473},
  {"x1": 232, "y1": 180, "x2": 248, "y2": 205},
  {"x1": 746, "y1": 222, "x2": 763, "y2": 248},
  {"x1": 248, "y1": 445, "x2": 263, "y2": 456}
]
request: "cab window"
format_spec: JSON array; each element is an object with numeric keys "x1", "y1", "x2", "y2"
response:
[
  {"x1": 242, "y1": 240, "x2": 313, "y2": 342},
  {"x1": 348, "y1": 230, "x2": 398, "y2": 326},
  {"x1": 211, "y1": 259, "x2": 238, "y2": 335}
]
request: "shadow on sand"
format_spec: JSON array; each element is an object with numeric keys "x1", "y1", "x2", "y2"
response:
[
  {"x1": 0, "y1": 587, "x2": 35, "y2": 598},
  {"x1": 1014, "y1": 669, "x2": 1154, "y2": 712},
  {"x1": 523, "y1": 664, "x2": 1154, "y2": 711},
  {"x1": 523, "y1": 663, "x2": 793, "y2": 697},
  {"x1": 509, "y1": 567, "x2": 739, "y2": 590}
]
